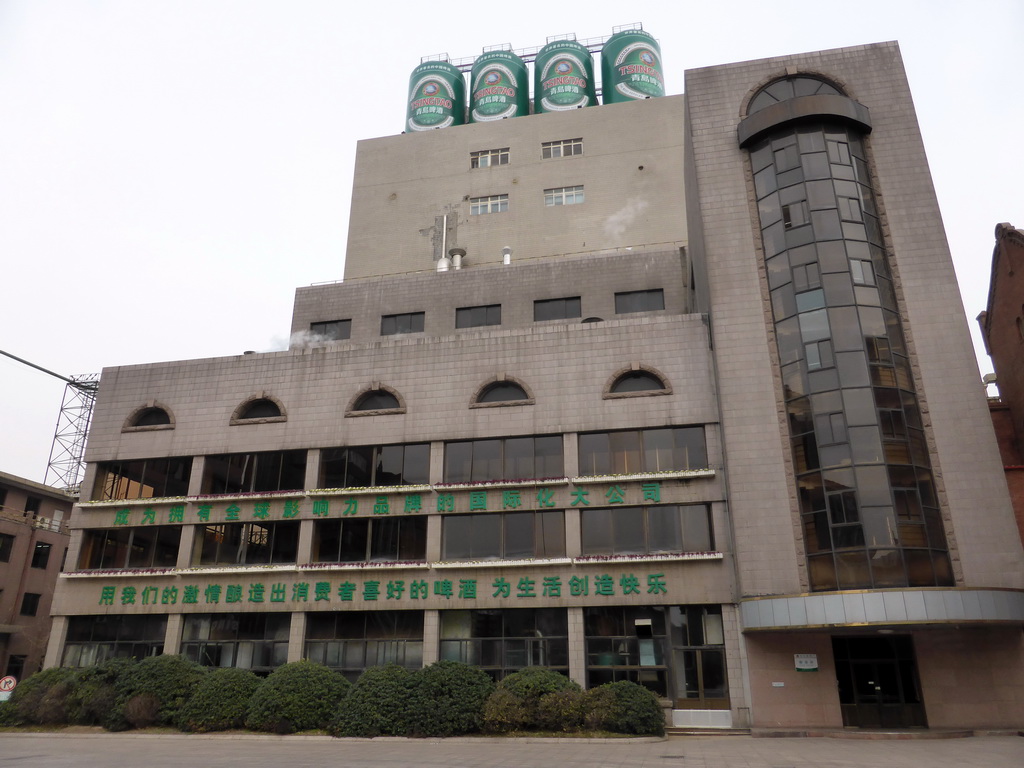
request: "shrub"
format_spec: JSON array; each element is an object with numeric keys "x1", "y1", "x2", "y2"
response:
[
  {"x1": 582, "y1": 685, "x2": 616, "y2": 731},
  {"x1": 9, "y1": 667, "x2": 79, "y2": 726},
  {"x1": 496, "y1": 668, "x2": 580, "y2": 729},
  {"x1": 178, "y1": 667, "x2": 261, "y2": 733},
  {"x1": 481, "y1": 688, "x2": 528, "y2": 734},
  {"x1": 0, "y1": 700, "x2": 17, "y2": 726},
  {"x1": 330, "y1": 664, "x2": 414, "y2": 737},
  {"x1": 536, "y1": 688, "x2": 585, "y2": 732},
  {"x1": 584, "y1": 681, "x2": 665, "y2": 736},
  {"x1": 406, "y1": 661, "x2": 494, "y2": 737},
  {"x1": 66, "y1": 657, "x2": 137, "y2": 728},
  {"x1": 114, "y1": 654, "x2": 206, "y2": 729},
  {"x1": 123, "y1": 693, "x2": 161, "y2": 729},
  {"x1": 245, "y1": 660, "x2": 350, "y2": 733}
]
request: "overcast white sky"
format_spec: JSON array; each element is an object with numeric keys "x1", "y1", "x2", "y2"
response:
[{"x1": 1, "y1": 0, "x2": 1021, "y2": 485}]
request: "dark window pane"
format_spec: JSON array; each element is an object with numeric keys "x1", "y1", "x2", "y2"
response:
[
  {"x1": 503, "y1": 512, "x2": 534, "y2": 558},
  {"x1": 456, "y1": 305, "x2": 501, "y2": 328},
  {"x1": 444, "y1": 442, "x2": 473, "y2": 483},
  {"x1": 611, "y1": 371, "x2": 665, "y2": 393},
  {"x1": 239, "y1": 399, "x2": 281, "y2": 419},
  {"x1": 310, "y1": 319, "x2": 351, "y2": 340},
  {"x1": 647, "y1": 506, "x2": 682, "y2": 552},
  {"x1": 354, "y1": 390, "x2": 400, "y2": 411},
  {"x1": 537, "y1": 511, "x2": 565, "y2": 558},
  {"x1": 381, "y1": 312, "x2": 424, "y2": 336},
  {"x1": 133, "y1": 407, "x2": 170, "y2": 427},
  {"x1": 504, "y1": 437, "x2": 534, "y2": 480},
  {"x1": 478, "y1": 382, "x2": 529, "y2": 403},
  {"x1": 534, "y1": 297, "x2": 581, "y2": 321},
  {"x1": 614, "y1": 290, "x2": 665, "y2": 314}
]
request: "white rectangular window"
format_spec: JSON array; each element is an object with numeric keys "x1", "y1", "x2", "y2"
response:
[
  {"x1": 470, "y1": 148, "x2": 509, "y2": 168},
  {"x1": 544, "y1": 185, "x2": 584, "y2": 207},
  {"x1": 469, "y1": 194, "x2": 508, "y2": 215},
  {"x1": 542, "y1": 138, "x2": 583, "y2": 159}
]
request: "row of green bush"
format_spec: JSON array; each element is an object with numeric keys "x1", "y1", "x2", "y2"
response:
[{"x1": 0, "y1": 657, "x2": 665, "y2": 737}]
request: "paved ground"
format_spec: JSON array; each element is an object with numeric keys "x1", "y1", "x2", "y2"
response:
[{"x1": 0, "y1": 732, "x2": 1021, "y2": 768}]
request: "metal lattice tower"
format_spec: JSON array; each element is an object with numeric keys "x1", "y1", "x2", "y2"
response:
[
  {"x1": 0, "y1": 349, "x2": 98, "y2": 496},
  {"x1": 45, "y1": 373, "x2": 100, "y2": 494}
]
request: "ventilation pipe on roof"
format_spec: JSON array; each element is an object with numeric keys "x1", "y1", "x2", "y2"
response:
[{"x1": 449, "y1": 247, "x2": 466, "y2": 270}]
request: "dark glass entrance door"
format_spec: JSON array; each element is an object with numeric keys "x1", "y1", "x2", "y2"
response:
[{"x1": 833, "y1": 635, "x2": 926, "y2": 728}]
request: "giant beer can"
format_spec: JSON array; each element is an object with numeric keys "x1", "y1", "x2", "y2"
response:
[
  {"x1": 533, "y1": 39, "x2": 596, "y2": 114},
  {"x1": 470, "y1": 49, "x2": 529, "y2": 122},
  {"x1": 406, "y1": 61, "x2": 466, "y2": 132},
  {"x1": 601, "y1": 29, "x2": 665, "y2": 104}
]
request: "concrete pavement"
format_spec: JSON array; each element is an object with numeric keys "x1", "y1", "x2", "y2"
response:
[{"x1": 0, "y1": 732, "x2": 1021, "y2": 768}]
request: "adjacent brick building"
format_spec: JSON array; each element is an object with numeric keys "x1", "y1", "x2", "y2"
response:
[
  {"x1": 979, "y1": 222, "x2": 1024, "y2": 546},
  {"x1": 0, "y1": 472, "x2": 72, "y2": 680},
  {"x1": 45, "y1": 41, "x2": 1024, "y2": 730}
]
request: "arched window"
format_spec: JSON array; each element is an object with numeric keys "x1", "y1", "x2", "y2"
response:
[
  {"x1": 230, "y1": 395, "x2": 287, "y2": 425},
  {"x1": 477, "y1": 382, "x2": 529, "y2": 403},
  {"x1": 123, "y1": 403, "x2": 175, "y2": 431},
  {"x1": 239, "y1": 399, "x2": 282, "y2": 419},
  {"x1": 133, "y1": 407, "x2": 171, "y2": 427},
  {"x1": 747, "y1": 76, "x2": 842, "y2": 115},
  {"x1": 610, "y1": 371, "x2": 666, "y2": 394},
  {"x1": 353, "y1": 390, "x2": 401, "y2": 411},
  {"x1": 604, "y1": 366, "x2": 671, "y2": 399}
]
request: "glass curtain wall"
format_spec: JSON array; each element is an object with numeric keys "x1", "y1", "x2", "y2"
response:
[{"x1": 745, "y1": 78, "x2": 952, "y2": 590}]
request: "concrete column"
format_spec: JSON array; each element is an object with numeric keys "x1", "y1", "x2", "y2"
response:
[
  {"x1": 564, "y1": 508, "x2": 582, "y2": 558},
  {"x1": 163, "y1": 614, "x2": 184, "y2": 655},
  {"x1": 42, "y1": 616, "x2": 68, "y2": 669},
  {"x1": 287, "y1": 611, "x2": 307, "y2": 662},
  {"x1": 176, "y1": 524, "x2": 197, "y2": 569},
  {"x1": 563, "y1": 433, "x2": 579, "y2": 478},
  {"x1": 304, "y1": 448, "x2": 321, "y2": 491},
  {"x1": 422, "y1": 609, "x2": 440, "y2": 665},
  {"x1": 426, "y1": 514, "x2": 442, "y2": 562},
  {"x1": 567, "y1": 607, "x2": 586, "y2": 687},
  {"x1": 296, "y1": 519, "x2": 315, "y2": 565},
  {"x1": 187, "y1": 456, "x2": 206, "y2": 496},
  {"x1": 429, "y1": 441, "x2": 445, "y2": 484},
  {"x1": 79, "y1": 464, "x2": 99, "y2": 501},
  {"x1": 64, "y1": 529, "x2": 84, "y2": 573}
]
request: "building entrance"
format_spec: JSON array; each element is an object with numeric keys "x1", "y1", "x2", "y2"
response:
[{"x1": 832, "y1": 635, "x2": 926, "y2": 728}]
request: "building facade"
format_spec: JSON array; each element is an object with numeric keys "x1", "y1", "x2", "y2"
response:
[
  {"x1": 0, "y1": 471, "x2": 72, "y2": 680},
  {"x1": 46, "y1": 41, "x2": 1024, "y2": 730},
  {"x1": 979, "y1": 223, "x2": 1024, "y2": 546}
]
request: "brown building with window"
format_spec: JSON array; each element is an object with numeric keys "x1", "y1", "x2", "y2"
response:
[
  {"x1": 979, "y1": 222, "x2": 1024, "y2": 546},
  {"x1": 45, "y1": 41, "x2": 1023, "y2": 731},
  {"x1": 0, "y1": 472, "x2": 72, "y2": 681}
]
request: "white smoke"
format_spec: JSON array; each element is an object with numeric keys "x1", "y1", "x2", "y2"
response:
[
  {"x1": 604, "y1": 197, "x2": 649, "y2": 239},
  {"x1": 286, "y1": 330, "x2": 333, "y2": 349}
]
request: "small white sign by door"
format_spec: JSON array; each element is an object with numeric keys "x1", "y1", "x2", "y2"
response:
[{"x1": 794, "y1": 653, "x2": 819, "y2": 671}]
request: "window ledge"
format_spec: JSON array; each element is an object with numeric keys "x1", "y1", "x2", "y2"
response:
[
  {"x1": 299, "y1": 561, "x2": 431, "y2": 571},
  {"x1": 435, "y1": 478, "x2": 570, "y2": 491},
  {"x1": 469, "y1": 399, "x2": 536, "y2": 409},
  {"x1": 310, "y1": 485, "x2": 433, "y2": 496},
  {"x1": 602, "y1": 389, "x2": 672, "y2": 400},
  {"x1": 189, "y1": 490, "x2": 306, "y2": 503},
  {"x1": 121, "y1": 423, "x2": 175, "y2": 433},
  {"x1": 572, "y1": 552, "x2": 723, "y2": 565},
  {"x1": 344, "y1": 408, "x2": 407, "y2": 418},
  {"x1": 229, "y1": 415, "x2": 288, "y2": 426},
  {"x1": 79, "y1": 496, "x2": 190, "y2": 508},
  {"x1": 571, "y1": 469, "x2": 716, "y2": 484},
  {"x1": 434, "y1": 557, "x2": 573, "y2": 570}
]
